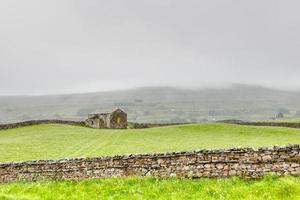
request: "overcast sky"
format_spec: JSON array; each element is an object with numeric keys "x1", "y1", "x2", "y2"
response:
[{"x1": 1, "y1": 0, "x2": 300, "y2": 95}]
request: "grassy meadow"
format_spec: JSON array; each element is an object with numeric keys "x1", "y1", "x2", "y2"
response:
[
  {"x1": 0, "y1": 176, "x2": 299, "y2": 200},
  {"x1": 1, "y1": 123, "x2": 300, "y2": 199},
  {"x1": 1, "y1": 123, "x2": 300, "y2": 162}
]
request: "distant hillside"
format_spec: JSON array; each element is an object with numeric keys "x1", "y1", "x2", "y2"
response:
[{"x1": 1, "y1": 84, "x2": 300, "y2": 123}]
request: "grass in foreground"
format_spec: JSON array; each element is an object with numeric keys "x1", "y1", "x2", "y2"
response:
[
  {"x1": 1, "y1": 123, "x2": 300, "y2": 163},
  {"x1": 0, "y1": 176, "x2": 299, "y2": 200}
]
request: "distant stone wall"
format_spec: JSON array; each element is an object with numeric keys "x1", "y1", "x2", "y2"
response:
[
  {"x1": 0, "y1": 120, "x2": 86, "y2": 130},
  {"x1": 0, "y1": 120, "x2": 189, "y2": 130},
  {"x1": 1, "y1": 145, "x2": 300, "y2": 182},
  {"x1": 220, "y1": 120, "x2": 300, "y2": 129},
  {"x1": 130, "y1": 122, "x2": 190, "y2": 129}
]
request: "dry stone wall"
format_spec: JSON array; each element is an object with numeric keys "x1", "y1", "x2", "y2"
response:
[
  {"x1": 2, "y1": 120, "x2": 300, "y2": 130},
  {"x1": 221, "y1": 120, "x2": 300, "y2": 129},
  {"x1": 1, "y1": 145, "x2": 300, "y2": 182},
  {"x1": 0, "y1": 120, "x2": 86, "y2": 130},
  {"x1": 0, "y1": 120, "x2": 189, "y2": 130},
  {"x1": 130, "y1": 122, "x2": 190, "y2": 129}
]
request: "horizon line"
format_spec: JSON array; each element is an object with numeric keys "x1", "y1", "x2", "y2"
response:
[{"x1": 1, "y1": 83, "x2": 300, "y2": 97}]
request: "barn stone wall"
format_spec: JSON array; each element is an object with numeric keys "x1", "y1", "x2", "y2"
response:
[
  {"x1": 110, "y1": 111, "x2": 127, "y2": 129},
  {"x1": 1, "y1": 145, "x2": 300, "y2": 182}
]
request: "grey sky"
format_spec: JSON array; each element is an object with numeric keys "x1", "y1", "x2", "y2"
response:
[{"x1": 1, "y1": 0, "x2": 300, "y2": 95}]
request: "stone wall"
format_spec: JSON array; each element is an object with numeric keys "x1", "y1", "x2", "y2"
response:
[
  {"x1": 0, "y1": 120, "x2": 188, "y2": 130},
  {"x1": 0, "y1": 120, "x2": 86, "y2": 130},
  {"x1": 2, "y1": 119, "x2": 300, "y2": 131},
  {"x1": 130, "y1": 122, "x2": 190, "y2": 129},
  {"x1": 220, "y1": 120, "x2": 300, "y2": 129},
  {"x1": 1, "y1": 145, "x2": 300, "y2": 182}
]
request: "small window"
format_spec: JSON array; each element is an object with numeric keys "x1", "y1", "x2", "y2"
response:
[
  {"x1": 91, "y1": 121, "x2": 94, "y2": 125},
  {"x1": 117, "y1": 117, "x2": 121, "y2": 124}
]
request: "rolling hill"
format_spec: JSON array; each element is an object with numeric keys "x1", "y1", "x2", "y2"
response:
[{"x1": 1, "y1": 85, "x2": 300, "y2": 124}]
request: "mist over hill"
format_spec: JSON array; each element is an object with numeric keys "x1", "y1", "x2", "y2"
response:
[{"x1": 1, "y1": 84, "x2": 300, "y2": 123}]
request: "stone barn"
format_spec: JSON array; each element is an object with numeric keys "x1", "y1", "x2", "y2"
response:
[{"x1": 85, "y1": 108, "x2": 127, "y2": 129}]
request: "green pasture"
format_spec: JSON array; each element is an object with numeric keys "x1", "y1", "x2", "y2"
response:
[{"x1": 0, "y1": 123, "x2": 300, "y2": 163}]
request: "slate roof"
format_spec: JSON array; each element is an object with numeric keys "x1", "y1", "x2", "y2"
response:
[{"x1": 88, "y1": 108, "x2": 125, "y2": 118}]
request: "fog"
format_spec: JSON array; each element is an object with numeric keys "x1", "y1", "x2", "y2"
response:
[{"x1": 1, "y1": 0, "x2": 300, "y2": 95}]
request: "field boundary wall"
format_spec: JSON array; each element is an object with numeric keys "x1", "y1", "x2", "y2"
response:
[{"x1": 1, "y1": 145, "x2": 300, "y2": 182}]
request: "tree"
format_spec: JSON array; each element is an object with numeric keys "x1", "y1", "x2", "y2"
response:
[
  {"x1": 278, "y1": 108, "x2": 290, "y2": 114},
  {"x1": 276, "y1": 112, "x2": 284, "y2": 119}
]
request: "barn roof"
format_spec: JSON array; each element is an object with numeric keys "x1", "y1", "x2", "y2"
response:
[{"x1": 88, "y1": 108, "x2": 125, "y2": 116}]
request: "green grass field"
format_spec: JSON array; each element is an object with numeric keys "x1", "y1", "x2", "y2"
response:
[
  {"x1": 1, "y1": 123, "x2": 300, "y2": 163},
  {"x1": 1, "y1": 123, "x2": 300, "y2": 200},
  {"x1": 0, "y1": 176, "x2": 299, "y2": 200}
]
